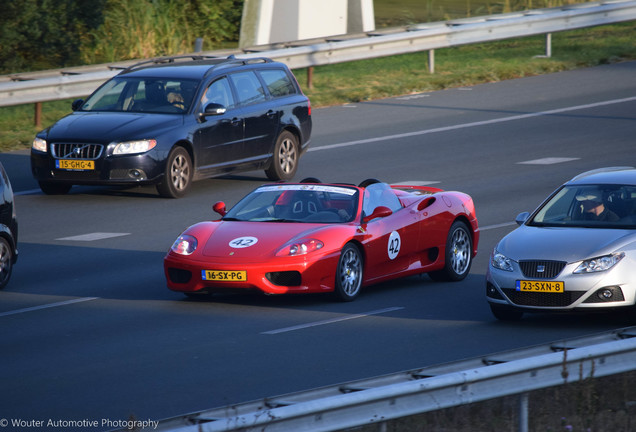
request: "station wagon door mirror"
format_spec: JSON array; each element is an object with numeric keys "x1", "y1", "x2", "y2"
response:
[
  {"x1": 71, "y1": 99, "x2": 84, "y2": 111},
  {"x1": 515, "y1": 211, "x2": 530, "y2": 225},
  {"x1": 213, "y1": 201, "x2": 227, "y2": 216},
  {"x1": 362, "y1": 206, "x2": 392, "y2": 223},
  {"x1": 202, "y1": 103, "x2": 227, "y2": 116}
]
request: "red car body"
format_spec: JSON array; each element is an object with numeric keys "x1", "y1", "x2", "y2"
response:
[{"x1": 164, "y1": 180, "x2": 479, "y2": 301}]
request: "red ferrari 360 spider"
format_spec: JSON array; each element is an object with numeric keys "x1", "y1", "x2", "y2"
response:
[{"x1": 164, "y1": 178, "x2": 479, "y2": 301}]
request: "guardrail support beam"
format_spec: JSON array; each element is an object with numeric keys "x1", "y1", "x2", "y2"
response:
[
  {"x1": 518, "y1": 392, "x2": 529, "y2": 432},
  {"x1": 34, "y1": 102, "x2": 42, "y2": 129},
  {"x1": 545, "y1": 33, "x2": 552, "y2": 58},
  {"x1": 428, "y1": 50, "x2": 435, "y2": 74}
]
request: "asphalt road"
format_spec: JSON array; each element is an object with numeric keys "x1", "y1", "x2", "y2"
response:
[{"x1": 1, "y1": 60, "x2": 635, "y2": 430}]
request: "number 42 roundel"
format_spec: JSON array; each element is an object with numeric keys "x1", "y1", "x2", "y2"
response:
[{"x1": 388, "y1": 231, "x2": 401, "y2": 260}]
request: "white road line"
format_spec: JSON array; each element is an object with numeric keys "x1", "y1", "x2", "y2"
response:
[
  {"x1": 0, "y1": 297, "x2": 99, "y2": 318},
  {"x1": 14, "y1": 189, "x2": 42, "y2": 196},
  {"x1": 480, "y1": 221, "x2": 517, "y2": 231},
  {"x1": 56, "y1": 232, "x2": 130, "y2": 241},
  {"x1": 393, "y1": 181, "x2": 441, "y2": 186},
  {"x1": 518, "y1": 157, "x2": 580, "y2": 165},
  {"x1": 262, "y1": 306, "x2": 405, "y2": 335},
  {"x1": 309, "y1": 96, "x2": 636, "y2": 152}
]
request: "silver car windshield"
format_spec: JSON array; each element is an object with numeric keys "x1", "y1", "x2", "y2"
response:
[
  {"x1": 80, "y1": 77, "x2": 199, "y2": 114},
  {"x1": 530, "y1": 184, "x2": 636, "y2": 228}
]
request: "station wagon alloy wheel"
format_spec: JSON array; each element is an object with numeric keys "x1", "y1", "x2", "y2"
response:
[
  {"x1": 0, "y1": 237, "x2": 13, "y2": 289},
  {"x1": 266, "y1": 131, "x2": 298, "y2": 181}
]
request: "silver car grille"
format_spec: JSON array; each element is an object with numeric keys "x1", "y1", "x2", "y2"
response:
[
  {"x1": 52, "y1": 143, "x2": 103, "y2": 160},
  {"x1": 519, "y1": 260, "x2": 566, "y2": 279}
]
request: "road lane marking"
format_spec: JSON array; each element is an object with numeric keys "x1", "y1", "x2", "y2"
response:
[
  {"x1": 393, "y1": 181, "x2": 441, "y2": 186},
  {"x1": 56, "y1": 232, "x2": 130, "y2": 241},
  {"x1": 0, "y1": 297, "x2": 99, "y2": 318},
  {"x1": 262, "y1": 306, "x2": 405, "y2": 335},
  {"x1": 14, "y1": 189, "x2": 43, "y2": 196},
  {"x1": 517, "y1": 157, "x2": 579, "y2": 165},
  {"x1": 480, "y1": 221, "x2": 517, "y2": 231},
  {"x1": 309, "y1": 95, "x2": 636, "y2": 152}
]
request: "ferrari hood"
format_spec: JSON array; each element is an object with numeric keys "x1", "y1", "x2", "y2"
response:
[
  {"x1": 498, "y1": 225, "x2": 636, "y2": 263},
  {"x1": 41, "y1": 112, "x2": 182, "y2": 143},
  {"x1": 201, "y1": 221, "x2": 325, "y2": 258}
]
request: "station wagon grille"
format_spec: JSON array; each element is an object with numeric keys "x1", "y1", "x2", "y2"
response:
[
  {"x1": 502, "y1": 289, "x2": 585, "y2": 307},
  {"x1": 519, "y1": 260, "x2": 566, "y2": 279},
  {"x1": 52, "y1": 143, "x2": 103, "y2": 160}
]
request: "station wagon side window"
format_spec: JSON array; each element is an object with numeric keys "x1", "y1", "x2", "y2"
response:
[
  {"x1": 229, "y1": 71, "x2": 266, "y2": 106},
  {"x1": 201, "y1": 77, "x2": 235, "y2": 109},
  {"x1": 257, "y1": 69, "x2": 296, "y2": 97}
]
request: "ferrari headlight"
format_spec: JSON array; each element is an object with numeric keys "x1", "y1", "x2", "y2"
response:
[
  {"x1": 32, "y1": 137, "x2": 47, "y2": 152},
  {"x1": 277, "y1": 239, "x2": 324, "y2": 257},
  {"x1": 171, "y1": 235, "x2": 197, "y2": 255},
  {"x1": 573, "y1": 252, "x2": 624, "y2": 274},
  {"x1": 491, "y1": 249, "x2": 514, "y2": 272},
  {"x1": 113, "y1": 139, "x2": 157, "y2": 155}
]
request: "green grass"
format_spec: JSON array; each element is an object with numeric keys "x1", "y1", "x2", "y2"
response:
[{"x1": 1, "y1": 20, "x2": 635, "y2": 153}]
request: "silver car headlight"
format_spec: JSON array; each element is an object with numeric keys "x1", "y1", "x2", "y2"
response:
[
  {"x1": 491, "y1": 249, "x2": 514, "y2": 272},
  {"x1": 113, "y1": 139, "x2": 157, "y2": 155},
  {"x1": 573, "y1": 252, "x2": 624, "y2": 274}
]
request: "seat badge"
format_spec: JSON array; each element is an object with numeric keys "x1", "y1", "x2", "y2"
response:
[{"x1": 537, "y1": 265, "x2": 545, "y2": 273}]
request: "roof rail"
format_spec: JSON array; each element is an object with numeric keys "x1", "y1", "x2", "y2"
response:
[
  {"x1": 121, "y1": 55, "x2": 222, "y2": 73},
  {"x1": 569, "y1": 166, "x2": 635, "y2": 182}
]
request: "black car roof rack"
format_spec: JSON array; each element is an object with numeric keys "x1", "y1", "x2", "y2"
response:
[{"x1": 120, "y1": 55, "x2": 223, "y2": 73}]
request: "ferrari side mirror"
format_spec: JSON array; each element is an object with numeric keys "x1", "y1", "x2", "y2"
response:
[
  {"x1": 362, "y1": 206, "x2": 392, "y2": 223},
  {"x1": 213, "y1": 201, "x2": 227, "y2": 216}
]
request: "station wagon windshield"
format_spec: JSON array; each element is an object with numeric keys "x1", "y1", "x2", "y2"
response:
[{"x1": 81, "y1": 77, "x2": 199, "y2": 114}]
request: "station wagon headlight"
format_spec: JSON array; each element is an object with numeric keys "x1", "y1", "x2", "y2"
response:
[
  {"x1": 32, "y1": 137, "x2": 47, "y2": 152},
  {"x1": 171, "y1": 235, "x2": 197, "y2": 255},
  {"x1": 113, "y1": 139, "x2": 157, "y2": 155},
  {"x1": 573, "y1": 252, "x2": 624, "y2": 274},
  {"x1": 277, "y1": 239, "x2": 324, "y2": 256},
  {"x1": 491, "y1": 249, "x2": 514, "y2": 272}
]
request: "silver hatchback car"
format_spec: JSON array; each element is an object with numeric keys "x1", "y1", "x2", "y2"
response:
[{"x1": 486, "y1": 167, "x2": 636, "y2": 320}]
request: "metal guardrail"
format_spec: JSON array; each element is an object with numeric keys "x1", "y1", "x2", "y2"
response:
[
  {"x1": 1, "y1": 0, "x2": 636, "y2": 108},
  {"x1": 143, "y1": 326, "x2": 636, "y2": 432}
]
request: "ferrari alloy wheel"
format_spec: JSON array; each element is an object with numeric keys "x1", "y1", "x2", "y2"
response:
[
  {"x1": 157, "y1": 147, "x2": 192, "y2": 198},
  {"x1": 0, "y1": 237, "x2": 13, "y2": 289},
  {"x1": 429, "y1": 221, "x2": 472, "y2": 282},
  {"x1": 265, "y1": 131, "x2": 299, "y2": 181},
  {"x1": 335, "y1": 243, "x2": 363, "y2": 301}
]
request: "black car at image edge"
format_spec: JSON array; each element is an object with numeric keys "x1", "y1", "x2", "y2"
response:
[
  {"x1": 31, "y1": 55, "x2": 312, "y2": 198},
  {"x1": 0, "y1": 162, "x2": 18, "y2": 289}
]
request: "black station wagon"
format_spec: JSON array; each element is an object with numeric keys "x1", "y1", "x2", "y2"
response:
[
  {"x1": 0, "y1": 161, "x2": 18, "y2": 289},
  {"x1": 31, "y1": 56, "x2": 312, "y2": 198}
]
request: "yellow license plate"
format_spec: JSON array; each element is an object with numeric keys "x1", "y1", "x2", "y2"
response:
[
  {"x1": 202, "y1": 270, "x2": 247, "y2": 282},
  {"x1": 56, "y1": 159, "x2": 95, "y2": 170},
  {"x1": 516, "y1": 280, "x2": 564, "y2": 293}
]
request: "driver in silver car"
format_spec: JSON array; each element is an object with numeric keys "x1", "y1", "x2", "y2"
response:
[{"x1": 576, "y1": 191, "x2": 619, "y2": 222}]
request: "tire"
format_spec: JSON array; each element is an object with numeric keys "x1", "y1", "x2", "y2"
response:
[
  {"x1": 334, "y1": 243, "x2": 363, "y2": 301},
  {"x1": 0, "y1": 237, "x2": 14, "y2": 289},
  {"x1": 39, "y1": 181, "x2": 72, "y2": 195},
  {"x1": 490, "y1": 303, "x2": 524, "y2": 321},
  {"x1": 429, "y1": 221, "x2": 473, "y2": 282},
  {"x1": 265, "y1": 131, "x2": 299, "y2": 181},
  {"x1": 156, "y1": 147, "x2": 192, "y2": 198}
]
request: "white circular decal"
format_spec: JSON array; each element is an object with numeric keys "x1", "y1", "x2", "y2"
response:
[
  {"x1": 387, "y1": 231, "x2": 401, "y2": 260},
  {"x1": 229, "y1": 236, "x2": 258, "y2": 248}
]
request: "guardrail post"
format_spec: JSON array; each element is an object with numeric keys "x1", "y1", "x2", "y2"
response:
[
  {"x1": 545, "y1": 33, "x2": 552, "y2": 58},
  {"x1": 195, "y1": 38, "x2": 203, "y2": 53},
  {"x1": 307, "y1": 66, "x2": 314, "y2": 89},
  {"x1": 428, "y1": 50, "x2": 435, "y2": 74},
  {"x1": 34, "y1": 102, "x2": 42, "y2": 129},
  {"x1": 518, "y1": 392, "x2": 529, "y2": 432}
]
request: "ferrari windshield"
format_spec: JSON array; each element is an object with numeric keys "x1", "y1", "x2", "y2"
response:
[
  {"x1": 80, "y1": 77, "x2": 199, "y2": 114},
  {"x1": 529, "y1": 184, "x2": 636, "y2": 228},
  {"x1": 224, "y1": 184, "x2": 359, "y2": 223}
]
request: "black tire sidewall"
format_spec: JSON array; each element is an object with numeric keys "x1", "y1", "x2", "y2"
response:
[{"x1": 266, "y1": 131, "x2": 298, "y2": 181}]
